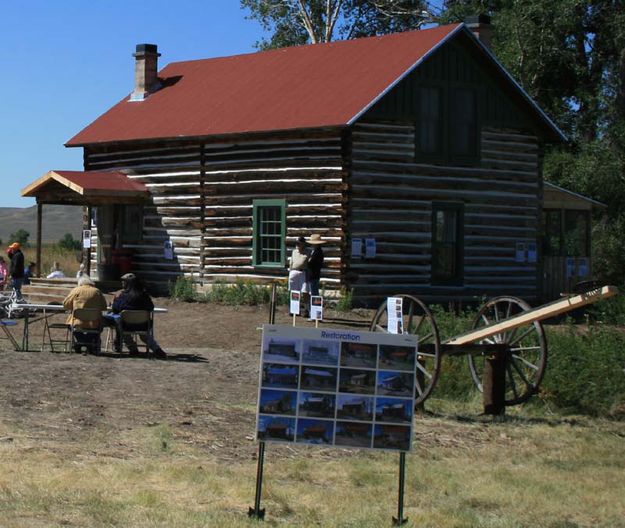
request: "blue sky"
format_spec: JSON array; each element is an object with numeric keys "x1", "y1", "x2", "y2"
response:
[
  {"x1": 0, "y1": 1, "x2": 444, "y2": 208},
  {"x1": 0, "y1": 0, "x2": 264, "y2": 207}
]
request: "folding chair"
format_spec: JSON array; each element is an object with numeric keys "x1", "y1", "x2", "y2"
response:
[
  {"x1": 71, "y1": 308, "x2": 103, "y2": 355},
  {"x1": 42, "y1": 304, "x2": 71, "y2": 353},
  {"x1": 120, "y1": 310, "x2": 153, "y2": 354},
  {"x1": 0, "y1": 320, "x2": 20, "y2": 351}
]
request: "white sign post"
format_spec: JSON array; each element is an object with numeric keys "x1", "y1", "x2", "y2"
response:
[
  {"x1": 290, "y1": 291, "x2": 301, "y2": 325},
  {"x1": 252, "y1": 324, "x2": 418, "y2": 521},
  {"x1": 387, "y1": 297, "x2": 404, "y2": 335},
  {"x1": 310, "y1": 296, "x2": 323, "y2": 326}
]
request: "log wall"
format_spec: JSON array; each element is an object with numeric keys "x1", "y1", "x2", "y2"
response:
[
  {"x1": 347, "y1": 121, "x2": 542, "y2": 303},
  {"x1": 85, "y1": 131, "x2": 346, "y2": 291}
]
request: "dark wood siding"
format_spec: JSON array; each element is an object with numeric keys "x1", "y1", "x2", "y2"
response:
[{"x1": 347, "y1": 121, "x2": 541, "y2": 303}]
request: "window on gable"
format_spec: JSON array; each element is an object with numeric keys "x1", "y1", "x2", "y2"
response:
[
  {"x1": 431, "y1": 202, "x2": 464, "y2": 284},
  {"x1": 253, "y1": 199, "x2": 286, "y2": 267},
  {"x1": 417, "y1": 86, "x2": 443, "y2": 156},
  {"x1": 451, "y1": 87, "x2": 478, "y2": 159}
]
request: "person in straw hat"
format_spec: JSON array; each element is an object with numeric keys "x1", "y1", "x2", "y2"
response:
[{"x1": 305, "y1": 233, "x2": 327, "y2": 296}]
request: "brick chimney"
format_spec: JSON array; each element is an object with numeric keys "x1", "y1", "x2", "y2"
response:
[
  {"x1": 465, "y1": 14, "x2": 493, "y2": 50},
  {"x1": 129, "y1": 43, "x2": 161, "y2": 102}
]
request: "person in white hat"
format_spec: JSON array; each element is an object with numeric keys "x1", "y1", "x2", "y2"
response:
[
  {"x1": 305, "y1": 234, "x2": 327, "y2": 296},
  {"x1": 288, "y1": 236, "x2": 310, "y2": 295}
]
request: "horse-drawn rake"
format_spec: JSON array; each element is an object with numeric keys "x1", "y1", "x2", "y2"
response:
[{"x1": 370, "y1": 285, "x2": 618, "y2": 414}]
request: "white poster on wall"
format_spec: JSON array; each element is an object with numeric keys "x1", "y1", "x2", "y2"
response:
[
  {"x1": 527, "y1": 242, "x2": 537, "y2": 263},
  {"x1": 82, "y1": 230, "x2": 92, "y2": 249},
  {"x1": 365, "y1": 238, "x2": 376, "y2": 259},
  {"x1": 515, "y1": 242, "x2": 526, "y2": 263},
  {"x1": 163, "y1": 240, "x2": 174, "y2": 260},
  {"x1": 290, "y1": 291, "x2": 301, "y2": 315},
  {"x1": 578, "y1": 258, "x2": 589, "y2": 277},
  {"x1": 566, "y1": 257, "x2": 576, "y2": 278},
  {"x1": 387, "y1": 296, "x2": 404, "y2": 335},
  {"x1": 351, "y1": 238, "x2": 363, "y2": 259},
  {"x1": 310, "y1": 296, "x2": 323, "y2": 320}
]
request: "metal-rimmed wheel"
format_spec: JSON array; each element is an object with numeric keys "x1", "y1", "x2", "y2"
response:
[
  {"x1": 370, "y1": 295, "x2": 442, "y2": 406},
  {"x1": 468, "y1": 296, "x2": 547, "y2": 406}
]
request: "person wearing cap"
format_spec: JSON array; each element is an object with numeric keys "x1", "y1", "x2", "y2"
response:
[
  {"x1": 110, "y1": 273, "x2": 166, "y2": 359},
  {"x1": 305, "y1": 234, "x2": 327, "y2": 297},
  {"x1": 7, "y1": 242, "x2": 25, "y2": 300},
  {"x1": 63, "y1": 275, "x2": 108, "y2": 353}
]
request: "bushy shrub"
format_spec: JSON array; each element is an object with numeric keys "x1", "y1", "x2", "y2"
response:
[
  {"x1": 205, "y1": 280, "x2": 288, "y2": 306},
  {"x1": 169, "y1": 276, "x2": 197, "y2": 302},
  {"x1": 540, "y1": 323, "x2": 625, "y2": 417},
  {"x1": 336, "y1": 288, "x2": 354, "y2": 312}
]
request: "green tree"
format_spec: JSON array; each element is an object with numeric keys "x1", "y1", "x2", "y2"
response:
[
  {"x1": 58, "y1": 233, "x2": 81, "y2": 251},
  {"x1": 241, "y1": 0, "x2": 433, "y2": 49},
  {"x1": 9, "y1": 229, "x2": 30, "y2": 247}
]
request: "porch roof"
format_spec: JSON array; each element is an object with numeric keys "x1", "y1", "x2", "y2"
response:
[
  {"x1": 21, "y1": 170, "x2": 149, "y2": 205},
  {"x1": 543, "y1": 182, "x2": 606, "y2": 211}
]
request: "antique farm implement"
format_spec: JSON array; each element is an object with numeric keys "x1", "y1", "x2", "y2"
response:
[{"x1": 370, "y1": 285, "x2": 619, "y2": 413}]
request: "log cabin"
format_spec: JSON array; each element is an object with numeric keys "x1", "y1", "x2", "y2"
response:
[{"x1": 21, "y1": 16, "x2": 599, "y2": 304}]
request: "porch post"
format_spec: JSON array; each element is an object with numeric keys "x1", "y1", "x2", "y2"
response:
[
  {"x1": 85, "y1": 205, "x2": 92, "y2": 276},
  {"x1": 36, "y1": 203, "x2": 42, "y2": 278}
]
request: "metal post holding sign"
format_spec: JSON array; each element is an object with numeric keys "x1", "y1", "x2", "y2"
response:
[
  {"x1": 248, "y1": 441, "x2": 267, "y2": 520},
  {"x1": 393, "y1": 452, "x2": 408, "y2": 526}
]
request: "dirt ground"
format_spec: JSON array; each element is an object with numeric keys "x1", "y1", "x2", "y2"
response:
[{"x1": 0, "y1": 301, "x2": 374, "y2": 463}]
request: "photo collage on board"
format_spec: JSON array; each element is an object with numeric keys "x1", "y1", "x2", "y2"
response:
[{"x1": 257, "y1": 330, "x2": 417, "y2": 451}]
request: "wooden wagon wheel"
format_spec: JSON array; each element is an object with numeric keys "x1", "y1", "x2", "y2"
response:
[
  {"x1": 370, "y1": 295, "x2": 442, "y2": 406},
  {"x1": 468, "y1": 296, "x2": 547, "y2": 406}
]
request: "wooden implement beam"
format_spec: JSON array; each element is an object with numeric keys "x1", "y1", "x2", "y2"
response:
[{"x1": 445, "y1": 286, "x2": 619, "y2": 346}]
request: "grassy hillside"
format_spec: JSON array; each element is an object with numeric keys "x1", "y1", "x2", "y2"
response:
[{"x1": 0, "y1": 204, "x2": 83, "y2": 244}]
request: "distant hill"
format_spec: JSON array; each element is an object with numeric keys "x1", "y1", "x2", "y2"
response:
[{"x1": 0, "y1": 205, "x2": 84, "y2": 244}]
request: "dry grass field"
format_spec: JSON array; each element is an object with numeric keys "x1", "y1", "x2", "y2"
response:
[{"x1": 0, "y1": 301, "x2": 623, "y2": 527}]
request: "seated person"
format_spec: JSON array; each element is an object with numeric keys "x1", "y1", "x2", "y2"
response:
[
  {"x1": 47, "y1": 261, "x2": 66, "y2": 279},
  {"x1": 109, "y1": 273, "x2": 166, "y2": 359},
  {"x1": 24, "y1": 261, "x2": 36, "y2": 285},
  {"x1": 63, "y1": 275, "x2": 107, "y2": 353}
]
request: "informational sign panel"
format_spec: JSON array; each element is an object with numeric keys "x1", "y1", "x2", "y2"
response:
[
  {"x1": 351, "y1": 238, "x2": 363, "y2": 259},
  {"x1": 365, "y1": 238, "x2": 376, "y2": 259},
  {"x1": 566, "y1": 257, "x2": 576, "y2": 278},
  {"x1": 82, "y1": 230, "x2": 92, "y2": 249},
  {"x1": 515, "y1": 242, "x2": 526, "y2": 263},
  {"x1": 256, "y1": 325, "x2": 418, "y2": 452},
  {"x1": 290, "y1": 291, "x2": 301, "y2": 315},
  {"x1": 527, "y1": 242, "x2": 537, "y2": 263},
  {"x1": 310, "y1": 296, "x2": 323, "y2": 320},
  {"x1": 387, "y1": 297, "x2": 404, "y2": 335},
  {"x1": 578, "y1": 257, "x2": 589, "y2": 277}
]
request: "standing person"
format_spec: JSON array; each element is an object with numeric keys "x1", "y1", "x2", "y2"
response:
[
  {"x1": 288, "y1": 236, "x2": 310, "y2": 292},
  {"x1": 23, "y1": 262, "x2": 36, "y2": 285},
  {"x1": 76, "y1": 263, "x2": 86, "y2": 282},
  {"x1": 110, "y1": 273, "x2": 167, "y2": 359},
  {"x1": 0, "y1": 256, "x2": 8, "y2": 290},
  {"x1": 63, "y1": 275, "x2": 108, "y2": 353},
  {"x1": 8, "y1": 242, "x2": 25, "y2": 300},
  {"x1": 306, "y1": 234, "x2": 327, "y2": 296}
]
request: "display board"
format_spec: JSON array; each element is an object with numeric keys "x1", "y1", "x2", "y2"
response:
[{"x1": 256, "y1": 325, "x2": 418, "y2": 451}]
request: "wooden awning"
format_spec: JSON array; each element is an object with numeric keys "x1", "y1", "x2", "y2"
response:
[
  {"x1": 21, "y1": 170, "x2": 149, "y2": 205},
  {"x1": 543, "y1": 182, "x2": 605, "y2": 211}
]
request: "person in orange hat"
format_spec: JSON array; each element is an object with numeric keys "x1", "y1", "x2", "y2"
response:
[{"x1": 7, "y1": 242, "x2": 25, "y2": 300}]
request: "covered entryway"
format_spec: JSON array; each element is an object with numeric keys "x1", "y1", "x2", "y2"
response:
[
  {"x1": 541, "y1": 182, "x2": 605, "y2": 300},
  {"x1": 21, "y1": 170, "x2": 149, "y2": 281}
]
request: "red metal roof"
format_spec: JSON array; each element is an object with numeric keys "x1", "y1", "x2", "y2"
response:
[
  {"x1": 22, "y1": 170, "x2": 149, "y2": 197},
  {"x1": 66, "y1": 24, "x2": 461, "y2": 146}
]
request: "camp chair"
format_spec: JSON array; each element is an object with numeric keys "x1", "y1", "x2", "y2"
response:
[
  {"x1": 70, "y1": 308, "x2": 103, "y2": 355},
  {"x1": 42, "y1": 303, "x2": 71, "y2": 353},
  {"x1": 0, "y1": 320, "x2": 20, "y2": 351},
  {"x1": 119, "y1": 310, "x2": 153, "y2": 354}
]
